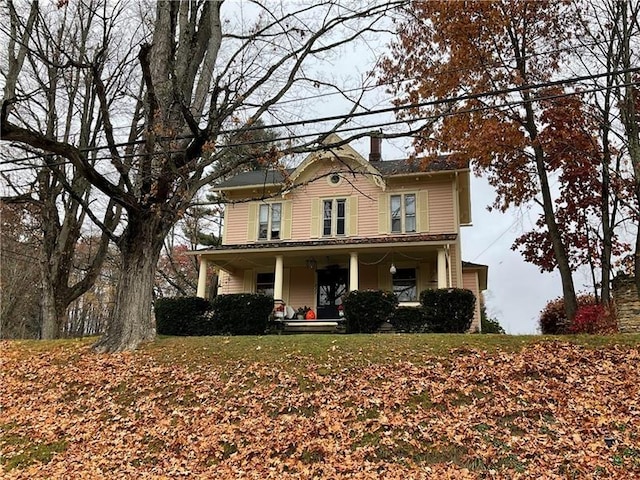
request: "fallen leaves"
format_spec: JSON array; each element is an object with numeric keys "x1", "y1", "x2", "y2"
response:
[{"x1": 1, "y1": 338, "x2": 639, "y2": 478}]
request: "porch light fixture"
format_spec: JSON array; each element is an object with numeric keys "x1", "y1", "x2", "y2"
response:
[
  {"x1": 390, "y1": 263, "x2": 397, "y2": 275},
  {"x1": 306, "y1": 258, "x2": 317, "y2": 270}
]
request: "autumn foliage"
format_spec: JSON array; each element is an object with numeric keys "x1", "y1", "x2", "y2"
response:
[
  {"x1": 539, "y1": 295, "x2": 618, "y2": 335},
  {"x1": 2, "y1": 338, "x2": 640, "y2": 478},
  {"x1": 569, "y1": 304, "x2": 618, "y2": 335}
]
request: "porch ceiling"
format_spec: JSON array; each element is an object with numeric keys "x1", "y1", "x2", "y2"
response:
[{"x1": 189, "y1": 234, "x2": 457, "y2": 273}]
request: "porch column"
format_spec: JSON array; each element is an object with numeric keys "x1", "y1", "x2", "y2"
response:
[
  {"x1": 274, "y1": 255, "x2": 284, "y2": 301},
  {"x1": 437, "y1": 248, "x2": 448, "y2": 288},
  {"x1": 349, "y1": 252, "x2": 359, "y2": 291},
  {"x1": 197, "y1": 256, "x2": 208, "y2": 298}
]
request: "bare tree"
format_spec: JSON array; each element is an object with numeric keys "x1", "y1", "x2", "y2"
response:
[
  {"x1": 1, "y1": 0, "x2": 406, "y2": 351},
  {"x1": 0, "y1": 201, "x2": 41, "y2": 338},
  {"x1": 2, "y1": 0, "x2": 124, "y2": 338},
  {"x1": 573, "y1": 0, "x2": 640, "y2": 303}
]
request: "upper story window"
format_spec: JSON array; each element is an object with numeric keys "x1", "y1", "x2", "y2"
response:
[
  {"x1": 323, "y1": 198, "x2": 346, "y2": 237},
  {"x1": 393, "y1": 268, "x2": 417, "y2": 302},
  {"x1": 258, "y1": 203, "x2": 281, "y2": 240},
  {"x1": 391, "y1": 193, "x2": 416, "y2": 233}
]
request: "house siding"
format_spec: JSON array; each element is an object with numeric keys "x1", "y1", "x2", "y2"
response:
[
  {"x1": 287, "y1": 267, "x2": 317, "y2": 311},
  {"x1": 219, "y1": 270, "x2": 245, "y2": 295},
  {"x1": 462, "y1": 270, "x2": 482, "y2": 332},
  {"x1": 221, "y1": 165, "x2": 458, "y2": 246},
  {"x1": 224, "y1": 202, "x2": 250, "y2": 245},
  {"x1": 289, "y1": 165, "x2": 381, "y2": 241},
  {"x1": 359, "y1": 264, "x2": 379, "y2": 291}
]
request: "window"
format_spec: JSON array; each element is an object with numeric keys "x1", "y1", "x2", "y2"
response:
[
  {"x1": 392, "y1": 268, "x2": 417, "y2": 302},
  {"x1": 256, "y1": 273, "x2": 275, "y2": 297},
  {"x1": 322, "y1": 198, "x2": 346, "y2": 237},
  {"x1": 390, "y1": 193, "x2": 416, "y2": 233},
  {"x1": 258, "y1": 203, "x2": 281, "y2": 240}
]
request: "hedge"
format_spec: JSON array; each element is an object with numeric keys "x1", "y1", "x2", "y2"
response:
[
  {"x1": 389, "y1": 306, "x2": 429, "y2": 333},
  {"x1": 155, "y1": 297, "x2": 212, "y2": 336},
  {"x1": 420, "y1": 288, "x2": 476, "y2": 333},
  {"x1": 210, "y1": 293, "x2": 274, "y2": 335},
  {"x1": 343, "y1": 290, "x2": 398, "y2": 333}
]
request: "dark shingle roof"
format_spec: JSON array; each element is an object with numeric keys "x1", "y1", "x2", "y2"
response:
[
  {"x1": 372, "y1": 156, "x2": 463, "y2": 175},
  {"x1": 214, "y1": 157, "x2": 465, "y2": 189},
  {"x1": 215, "y1": 168, "x2": 294, "y2": 189}
]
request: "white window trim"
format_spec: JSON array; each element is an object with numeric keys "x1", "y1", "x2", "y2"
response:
[
  {"x1": 258, "y1": 203, "x2": 282, "y2": 241},
  {"x1": 322, "y1": 197, "x2": 347, "y2": 237},
  {"x1": 390, "y1": 192, "x2": 417, "y2": 234}
]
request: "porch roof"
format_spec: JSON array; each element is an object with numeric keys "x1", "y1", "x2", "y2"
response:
[
  {"x1": 462, "y1": 261, "x2": 488, "y2": 291},
  {"x1": 188, "y1": 233, "x2": 457, "y2": 273},
  {"x1": 191, "y1": 233, "x2": 457, "y2": 254}
]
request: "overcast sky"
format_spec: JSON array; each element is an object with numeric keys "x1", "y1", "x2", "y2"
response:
[{"x1": 286, "y1": 19, "x2": 581, "y2": 335}]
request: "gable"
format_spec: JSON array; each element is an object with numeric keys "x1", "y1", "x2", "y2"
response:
[{"x1": 288, "y1": 133, "x2": 385, "y2": 190}]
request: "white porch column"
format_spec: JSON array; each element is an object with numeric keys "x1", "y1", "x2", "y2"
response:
[
  {"x1": 197, "y1": 256, "x2": 208, "y2": 298},
  {"x1": 349, "y1": 252, "x2": 359, "y2": 291},
  {"x1": 274, "y1": 255, "x2": 284, "y2": 300},
  {"x1": 437, "y1": 248, "x2": 448, "y2": 288}
]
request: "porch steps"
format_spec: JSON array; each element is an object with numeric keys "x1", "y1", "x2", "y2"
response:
[{"x1": 280, "y1": 319, "x2": 345, "y2": 334}]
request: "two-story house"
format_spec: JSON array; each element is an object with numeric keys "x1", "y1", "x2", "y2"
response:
[{"x1": 192, "y1": 134, "x2": 488, "y2": 331}]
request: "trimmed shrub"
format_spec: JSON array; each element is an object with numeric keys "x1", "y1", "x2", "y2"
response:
[
  {"x1": 343, "y1": 290, "x2": 398, "y2": 333},
  {"x1": 155, "y1": 296, "x2": 212, "y2": 336},
  {"x1": 420, "y1": 288, "x2": 476, "y2": 333},
  {"x1": 210, "y1": 293, "x2": 274, "y2": 335},
  {"x1": 389, "y1": 307, "x2": 429, "y2": 333},
  {"x1": 568, "y1": 304, "x2": 618, "y2": 334},
  {"x1": 539, "y1": 294, "x2": 596, "y2": 334}
]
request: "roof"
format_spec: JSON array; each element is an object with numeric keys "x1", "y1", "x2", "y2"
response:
[
  {"x1": 215, "y1": 157, "x2": 464, "y2": 189},
  {"x1": 192, "y1": 233, "x2": 458, "y2": 254},
  {"x1": 462, "y1": 261, "x2": 488, "y2": 291},
  {"x1": 215, "y1": 168, "x2": 294, "y2": 189}
]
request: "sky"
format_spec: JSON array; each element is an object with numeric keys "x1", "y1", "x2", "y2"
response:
[{"x1": 287, "y1": 21, "x2": 575, "y2": 336}]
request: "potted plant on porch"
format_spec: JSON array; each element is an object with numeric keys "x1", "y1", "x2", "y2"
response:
[{"x1": 296, "y1": 306, "x2": 310, "y2": 320}]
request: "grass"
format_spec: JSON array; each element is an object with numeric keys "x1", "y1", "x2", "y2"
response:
[
  {"x1": 2, "y1": 333, "x2": 640, "y2": 478},
  {"x1": 141, "y1": 332, "x2": 640, "y2": 366}
]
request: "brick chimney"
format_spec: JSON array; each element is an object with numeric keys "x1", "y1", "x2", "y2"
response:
[{"x1": 369, "y1": 134, "x2": 381, "y2": 162}]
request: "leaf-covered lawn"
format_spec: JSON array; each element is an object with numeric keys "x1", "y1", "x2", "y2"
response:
[{"x1": 2, "y1": 335, "x2": 640, "y2": 479}]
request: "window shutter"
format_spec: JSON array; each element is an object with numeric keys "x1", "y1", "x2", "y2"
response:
[
  {"x1": 282, "y1": 200, "x2": 293, "y2": 239},
  {"x1": 310, "y1": 198, "x2": 320, "y2": 238},
  {"x1": 378, "y1": 194, "x2": 389, "y2": 234},
  {"x1": 243, "y1": 269, "x2": 254, "y2": 293},
  {"x1": 247, "y1": 203, "x2": 258, "y2": 242},
  {"x1": 418, "y1": 190, "x2": 429, "y2": 232},
  {"x1": 378, "y1": 264, "x2": 392, "y2": 291},
  {"x1": 349, "y1": 196, "x2": 358, "y2": 236}
]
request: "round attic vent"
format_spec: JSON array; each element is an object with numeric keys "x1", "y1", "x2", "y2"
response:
[{"x1": 329, "y1": 174, "x2": 341, "y2": 185}]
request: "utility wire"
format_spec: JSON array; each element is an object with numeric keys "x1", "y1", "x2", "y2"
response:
[
  {"x1": 6, "y1": 37, "x2": 610, "y2": 137},
  {"x1": 1, "y1": 76, "x2": 638, "y2": 174}
]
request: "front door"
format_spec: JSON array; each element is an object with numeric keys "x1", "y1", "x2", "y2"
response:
[{"x1": 316, "y1": 268, "x2": 348, "y2": 319}]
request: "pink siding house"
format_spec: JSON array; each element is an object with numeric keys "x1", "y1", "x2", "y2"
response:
[{"x1": 192, "y1": 134, "x2": 488, "y2": 331}]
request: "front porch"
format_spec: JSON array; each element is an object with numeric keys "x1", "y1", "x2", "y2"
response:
[{"x1": 190, "y1": 234, "x2": 460, "y2": 321}]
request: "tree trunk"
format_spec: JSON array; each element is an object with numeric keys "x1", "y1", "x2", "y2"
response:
[
  {"x1": 93, "y1": 215, "x2": 166, "y2": 353},
  {"x1": 522, "y1": 89, "x2": 578, "y2": 321},
  {"x1": 533, "y1": 146, "x2": 578, "y2": 321},
  {"x1": 40, "y1": 278, "x2": 59, "y2": 340}
]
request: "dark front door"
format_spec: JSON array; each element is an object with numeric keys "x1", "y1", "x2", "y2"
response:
[{"x1": 317, "y1": 268, "x2": 348, "y2": 319}]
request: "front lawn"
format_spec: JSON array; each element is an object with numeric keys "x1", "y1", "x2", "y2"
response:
[{"x1": 2, "y1": 334, "x2": 640, "y2": 478}]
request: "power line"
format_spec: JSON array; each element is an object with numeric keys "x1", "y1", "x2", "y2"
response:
[
  {"x1": 3, "y1": 66, "x2": 638, "y2": 167},
  {"x1": 1, "y1": 76, "x2": 637, "y2": 174},
  {"x1": 7, "y1": 37, "x2": 610, "y2": 138}
]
